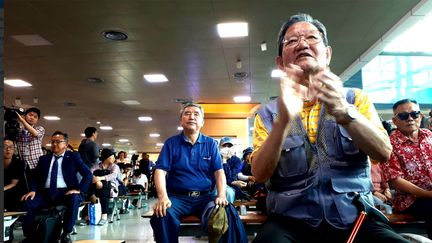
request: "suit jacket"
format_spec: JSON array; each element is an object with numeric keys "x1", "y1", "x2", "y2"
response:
[{"x1": 30, "y1": 150, "x2": 93, "y2": 194}]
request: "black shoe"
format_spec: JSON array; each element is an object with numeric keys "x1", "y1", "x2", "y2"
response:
[{"x1": 60, "y1": 232, "x2": 72, "y2": 243}]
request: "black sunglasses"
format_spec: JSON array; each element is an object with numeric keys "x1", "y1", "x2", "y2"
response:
[{"x1": 396, "y1": 111, "x2": 421, "y2": 120}]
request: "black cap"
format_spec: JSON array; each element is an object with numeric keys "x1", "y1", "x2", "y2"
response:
[{"x1": 100, "y1": 148, "x2": 115, "y2": 161}]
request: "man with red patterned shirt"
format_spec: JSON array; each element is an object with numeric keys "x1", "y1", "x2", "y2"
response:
[{"x1": 382, "y1": 98, "x2": 432, "y2": 238}]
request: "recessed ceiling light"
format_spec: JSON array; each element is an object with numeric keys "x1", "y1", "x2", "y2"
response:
[
  {"x1": 233, "y1": 96, "x2": 251, "y2": 103},
  {"x1": 100, "y1": 126, "x2": 113, "y2": 130},
  {"x1": 177, "y1": 126, "x2": 183, "y2": 131},
  {"x1": 271, "y1": 69, "x2": 285, "y2": 78},
  {"x1": 217, "y1": 22, "x2": 248, "y2": 38},
  {"x1": 119, "y1": 139, "x2": 129, "y2": 142},
  {"x1": 46, "y1": 143, "x2": 52, "y2": 147},
  {"x1": 138, "y1": 116, "x2": 153, "y2": 121},
  {"x1": 156, "y1": 143, "x2": 164, "y2": 147},
  {"x1": 102, "y1": 30, "x2": 128, "y2": 41},
  {"x1": 144, "y1": 74, "x2": 169, "y2": 83},
  {"x1": 102, "y1": 143, "x2": 111, "y2": 147},
  {"x1": 96, "y1": 121, "x2": 101, "y2": 124},
  {"x1": 80, "y1": 133, "x2": 85, "y2": 137},
  {"x1": 122, "y1": 100, "x2": 140, "y2": 105},
  {"x1": 87, "y1": 77, "x2": 104, "y2": 83},
  {"x1": 149, "y1": 133, "x2": 160, "y2": 138},
  {"x1": 4, "y1": 79, "x2": 32, "y2": 87},
  {"x1": 44, "y1": 116, "x2": 61, "y2": 120}
]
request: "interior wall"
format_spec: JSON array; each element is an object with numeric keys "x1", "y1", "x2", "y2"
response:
[{"x1": 201, "y1": 118, "x2": 250, "y2": 151}]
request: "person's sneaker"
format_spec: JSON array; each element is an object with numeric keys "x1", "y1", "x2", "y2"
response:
[
  {"x1": 98, "y1": 219, "x2": 108, "y2": 225},
  {"x1": 78, "y1": 220, "x2": 89, "y2": 226}
]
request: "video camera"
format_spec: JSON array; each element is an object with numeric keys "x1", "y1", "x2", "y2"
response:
[{"x1": 4, "y1": 106, "x2": 25, "y2": 141}]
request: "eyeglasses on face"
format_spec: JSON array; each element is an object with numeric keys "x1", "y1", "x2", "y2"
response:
[
  {"x1": 396, "y1": 111, "x2": 421, "y2": 120},
  {"x1": 51, "y1": 140, "x2": 66, "y2": 145},
  {"x1": 282, "y1": 31, "x2": 323, "y2": 48},
  {"x1": 3, "y1": 145, "x2": 14, "y2": 150}
]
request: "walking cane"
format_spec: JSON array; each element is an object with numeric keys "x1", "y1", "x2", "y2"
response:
[
  {"x1": 347, "y1": 193, "x2": 389, "y2": 243},
  {"x1": 346, "y1": 211, "x2": 367, "y2": 243}
]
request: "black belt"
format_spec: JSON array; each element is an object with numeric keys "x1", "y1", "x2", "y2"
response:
[{"x1": 170, "y1": 190, "x2": 211, "y2": 197}]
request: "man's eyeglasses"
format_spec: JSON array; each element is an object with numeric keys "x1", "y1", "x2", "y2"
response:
[
  {"x1": 3, "y1": 145, "x2": 14, "y2": 150},
  {"x1": 282, "y1": 31, "x2": 323, "y2": 48},
  {"x1": 51, "y1": 140, "x2": 66, "y2": 145},
  {"x1": 395, "y1": 111, "x2": 421, "y2": 120}
]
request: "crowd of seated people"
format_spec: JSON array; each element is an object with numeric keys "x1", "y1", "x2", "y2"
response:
[{"x1": 5, "y1": 101, "x2": 432, "y2": 243}]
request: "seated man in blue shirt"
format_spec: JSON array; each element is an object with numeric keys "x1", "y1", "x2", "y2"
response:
[{"x1": 150, "y1": 103, "x2": 228, "y2": 243}]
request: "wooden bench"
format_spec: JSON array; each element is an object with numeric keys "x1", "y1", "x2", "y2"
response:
[
  {"x1": 179, "y1": 211, "x2": 267, "y2": 236},
  {"x1": 142, "y1": 209, "x2": 267, "y2": 236},
  {"x1": 233, "y1": 200, "x2": 257, "y2": 207},
  {"x1": 234, "y1": 199, "x2": 258, "y2": 211},
  {"x1": 386, "y1": 213, "x2": 426, "y2": 235}
]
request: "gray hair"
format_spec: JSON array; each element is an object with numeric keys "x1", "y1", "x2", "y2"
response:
[
  {"x1": 179, "y1": 102, "x2": 204, "y2": 118},
  {"x1": 277, "y1": 13, "x2": 329, "y2": 56}
]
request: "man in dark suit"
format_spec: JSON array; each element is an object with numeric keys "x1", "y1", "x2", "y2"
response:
[{"x1": 21, "y1": 131, "x2": 93, "y2": 243}]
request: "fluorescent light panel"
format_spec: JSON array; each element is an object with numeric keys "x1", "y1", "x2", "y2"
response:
[
  {"x1": 5, "y1": 79, "x2": 32, "y2": 87},
  {"x1": 149, "y1": 133, "x2": 160, "y2": 137},
  {"x1": 119, "y1": 139, "x2": 129, "y2": 142},
  {"x1": 233, "y1": 96, "x2": 251, "y2": 103},
  {"x1": 44, "y1": 116, "x2": 61, "y2": 120},
  {"x1": 156, "y1": 143, "x2": 164, "y2": 147},
  {"x1": 217, "y1": 22, "x2": 248, "y2": 38},
  {"x1": 138, "y1": 116, "x2": 152, "y2": 121},
  {"x1": 144, "y1": 74, "x2": 168, "y2": 83},
  {"x1": 102, "y1": 143, "x2": 111, "y2": 146},
  {"x1": 100, "y1": 126, "x2": 113, "y2": 130},
  {"x1": 122, "y1": 100, "x2": 140, "y2": 105}
]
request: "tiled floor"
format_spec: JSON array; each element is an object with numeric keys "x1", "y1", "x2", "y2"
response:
[{"x1": 11, "y1": 198, "x2": 210, "y2": 243}]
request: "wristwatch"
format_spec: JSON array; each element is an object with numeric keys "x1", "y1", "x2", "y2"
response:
[
  {"x1": 338, "y1": 105, "x2": 359, "y2": 125},
  {"x1": 347, "y1": 105, "x2": 359, "y2": 120}
]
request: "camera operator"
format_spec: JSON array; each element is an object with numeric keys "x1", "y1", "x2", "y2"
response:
[{"x1": 16, "y1": 107, "x2": 45, "y2": 182}]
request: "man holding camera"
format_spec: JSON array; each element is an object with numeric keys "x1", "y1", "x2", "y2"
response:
[{"x1": 16, "y1": 107, "x2": 45, "y2": 182}]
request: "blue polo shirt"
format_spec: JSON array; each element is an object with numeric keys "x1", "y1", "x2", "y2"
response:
[{"x1": 155, "y1": 133, "x2": 223, "y2": 192}]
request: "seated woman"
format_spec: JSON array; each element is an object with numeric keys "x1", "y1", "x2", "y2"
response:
[
  {"x1": 4, "y1": 138, "x2": 25, "y2": 212},
  {"x1": 90, "y1": 148, "x2": 121, "y2": 225}
]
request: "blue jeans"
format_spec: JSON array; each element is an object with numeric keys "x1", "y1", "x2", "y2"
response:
[{"x1": 150, "y1": 193, "x2": 214, "y2": 243}]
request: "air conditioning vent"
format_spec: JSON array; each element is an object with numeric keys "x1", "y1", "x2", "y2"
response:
[{"x1": 233, "y1": 72, "x2": 248, "y2": 82}]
